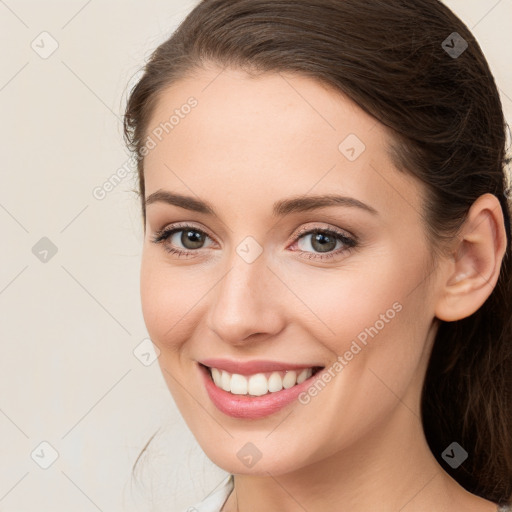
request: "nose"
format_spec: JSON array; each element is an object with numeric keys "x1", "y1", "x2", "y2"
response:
[{"x1": 205, "y1": 250, "x2": 285, "y2": 346}]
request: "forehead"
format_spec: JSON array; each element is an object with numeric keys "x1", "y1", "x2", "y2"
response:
[{"x1": 143, "y1": 67, "x2": 423, "y2": 222}]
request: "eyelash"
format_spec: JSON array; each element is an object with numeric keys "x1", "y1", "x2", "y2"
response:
[{"x1": 150, "y1": 223, "x2": 357, "y2": 261}]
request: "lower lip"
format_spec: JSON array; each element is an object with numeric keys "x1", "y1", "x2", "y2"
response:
[{"x1": 199, "y1": 364, "x2": 322, "y2": 419}]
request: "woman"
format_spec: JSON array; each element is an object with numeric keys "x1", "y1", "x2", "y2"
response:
[{"x1": 123, "y1": 0, "x2": 512, "y2": 510}]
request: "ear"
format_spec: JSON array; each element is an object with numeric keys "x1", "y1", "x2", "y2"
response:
[{"x1": 435, "y1": 193, "x2": 508, "y2": 322}]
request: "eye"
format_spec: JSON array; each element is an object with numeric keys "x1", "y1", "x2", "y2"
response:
[
  {"x1": 291, "y1": 226, "x2": 357, "y2": 261},
  {"x1": 151, "y1": 223, "x2": 214, "y2": 257}
]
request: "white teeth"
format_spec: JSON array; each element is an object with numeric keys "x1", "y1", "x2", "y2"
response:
[
  {"x1": 230, "y1": 373, "x2": 248, "y2": 395},
  {"x1": 268, "y1": 372, "x2": 283, "y2": 392},
  {"x1": 296, "y1": 368, "x2": 310, "y2": 384},
  {"x1": 211, "y1": 368, "x2": 221, "y2": 387},
  {"x1": 221, "y1": 371, "x2": 231, "y2": 392},
  {"x1": 208, "y1": 367, "x2": 314, "y2": 396},
  {"x1": 248, "y1": 373, "x2": 268, "y2": 396},
  {"x1": 282, "y1": 370, "x2": 297, "y2": 389}
]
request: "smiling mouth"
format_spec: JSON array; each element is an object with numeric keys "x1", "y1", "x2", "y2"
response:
[{"x1": 201, "y1": 363, "x2": 324, "y2": 397}]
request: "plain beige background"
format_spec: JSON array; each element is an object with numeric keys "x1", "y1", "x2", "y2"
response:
[{"x1": 0, "y1": 1, "x2": 511, "y2": 511}]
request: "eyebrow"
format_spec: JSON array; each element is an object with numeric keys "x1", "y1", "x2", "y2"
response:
[{"x1": 145, "y1": 190, "x2": 378, "y2": 217}]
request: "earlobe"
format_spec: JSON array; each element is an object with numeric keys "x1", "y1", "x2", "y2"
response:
[{"x1": 435, "y1": 193, "x2": 508, "y2": 322}]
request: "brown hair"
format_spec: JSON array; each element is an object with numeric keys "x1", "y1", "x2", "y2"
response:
[{"x1": 123, "y1": 0, "x2": 512, "y2": 505}]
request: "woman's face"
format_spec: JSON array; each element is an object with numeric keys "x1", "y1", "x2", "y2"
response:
[{"x1": 140, "y1": 66, "x2": 442, "y2": 475}]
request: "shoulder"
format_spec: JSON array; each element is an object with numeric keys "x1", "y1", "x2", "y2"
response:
[{"x1": 180, "y1": 474, "x2": 234, "y2": 512}]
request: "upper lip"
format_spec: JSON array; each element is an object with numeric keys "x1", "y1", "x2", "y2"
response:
[{"x1": 199, "y1": 358, "x2": 323, "y2": 375}]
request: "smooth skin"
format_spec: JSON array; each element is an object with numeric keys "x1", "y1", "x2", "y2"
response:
[{"x1": 140, "y1": 65, "x2": 507, "y2": 512}]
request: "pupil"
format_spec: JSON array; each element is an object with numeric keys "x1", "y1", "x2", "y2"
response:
[
  {"x1": 183, "y1": 230, "x2": 203, "y2": 248},
  {"x1": 313, "y1": 232, "x2": 335, "y2": 253}
]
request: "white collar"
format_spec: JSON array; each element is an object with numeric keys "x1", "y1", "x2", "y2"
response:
[{"x1": 184, "y1": 474, "x2": 234, "y2": 512}]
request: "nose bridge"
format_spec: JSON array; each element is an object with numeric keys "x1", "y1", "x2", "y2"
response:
[{"x1": 206, "y1": 243, "x2": 283, "y2": 344}]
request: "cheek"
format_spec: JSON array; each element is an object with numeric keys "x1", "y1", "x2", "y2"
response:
[
  {"x1": 285, "y1": 248, "x2": 432, "y2": 400},
  {"x1": 285, "y1": 254, "x2": 411, "y2": 348},
  {"x1": 140, "y1": 251, "x2": 192, "y2": 352}
]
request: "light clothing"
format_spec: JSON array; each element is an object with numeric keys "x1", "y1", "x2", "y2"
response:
[
  {"x1": 182, "y1": 474, "x2": 233, "y2": 512},
  {"x1": 183, "y1": 475, "x2": 511, "y2": 512}
]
